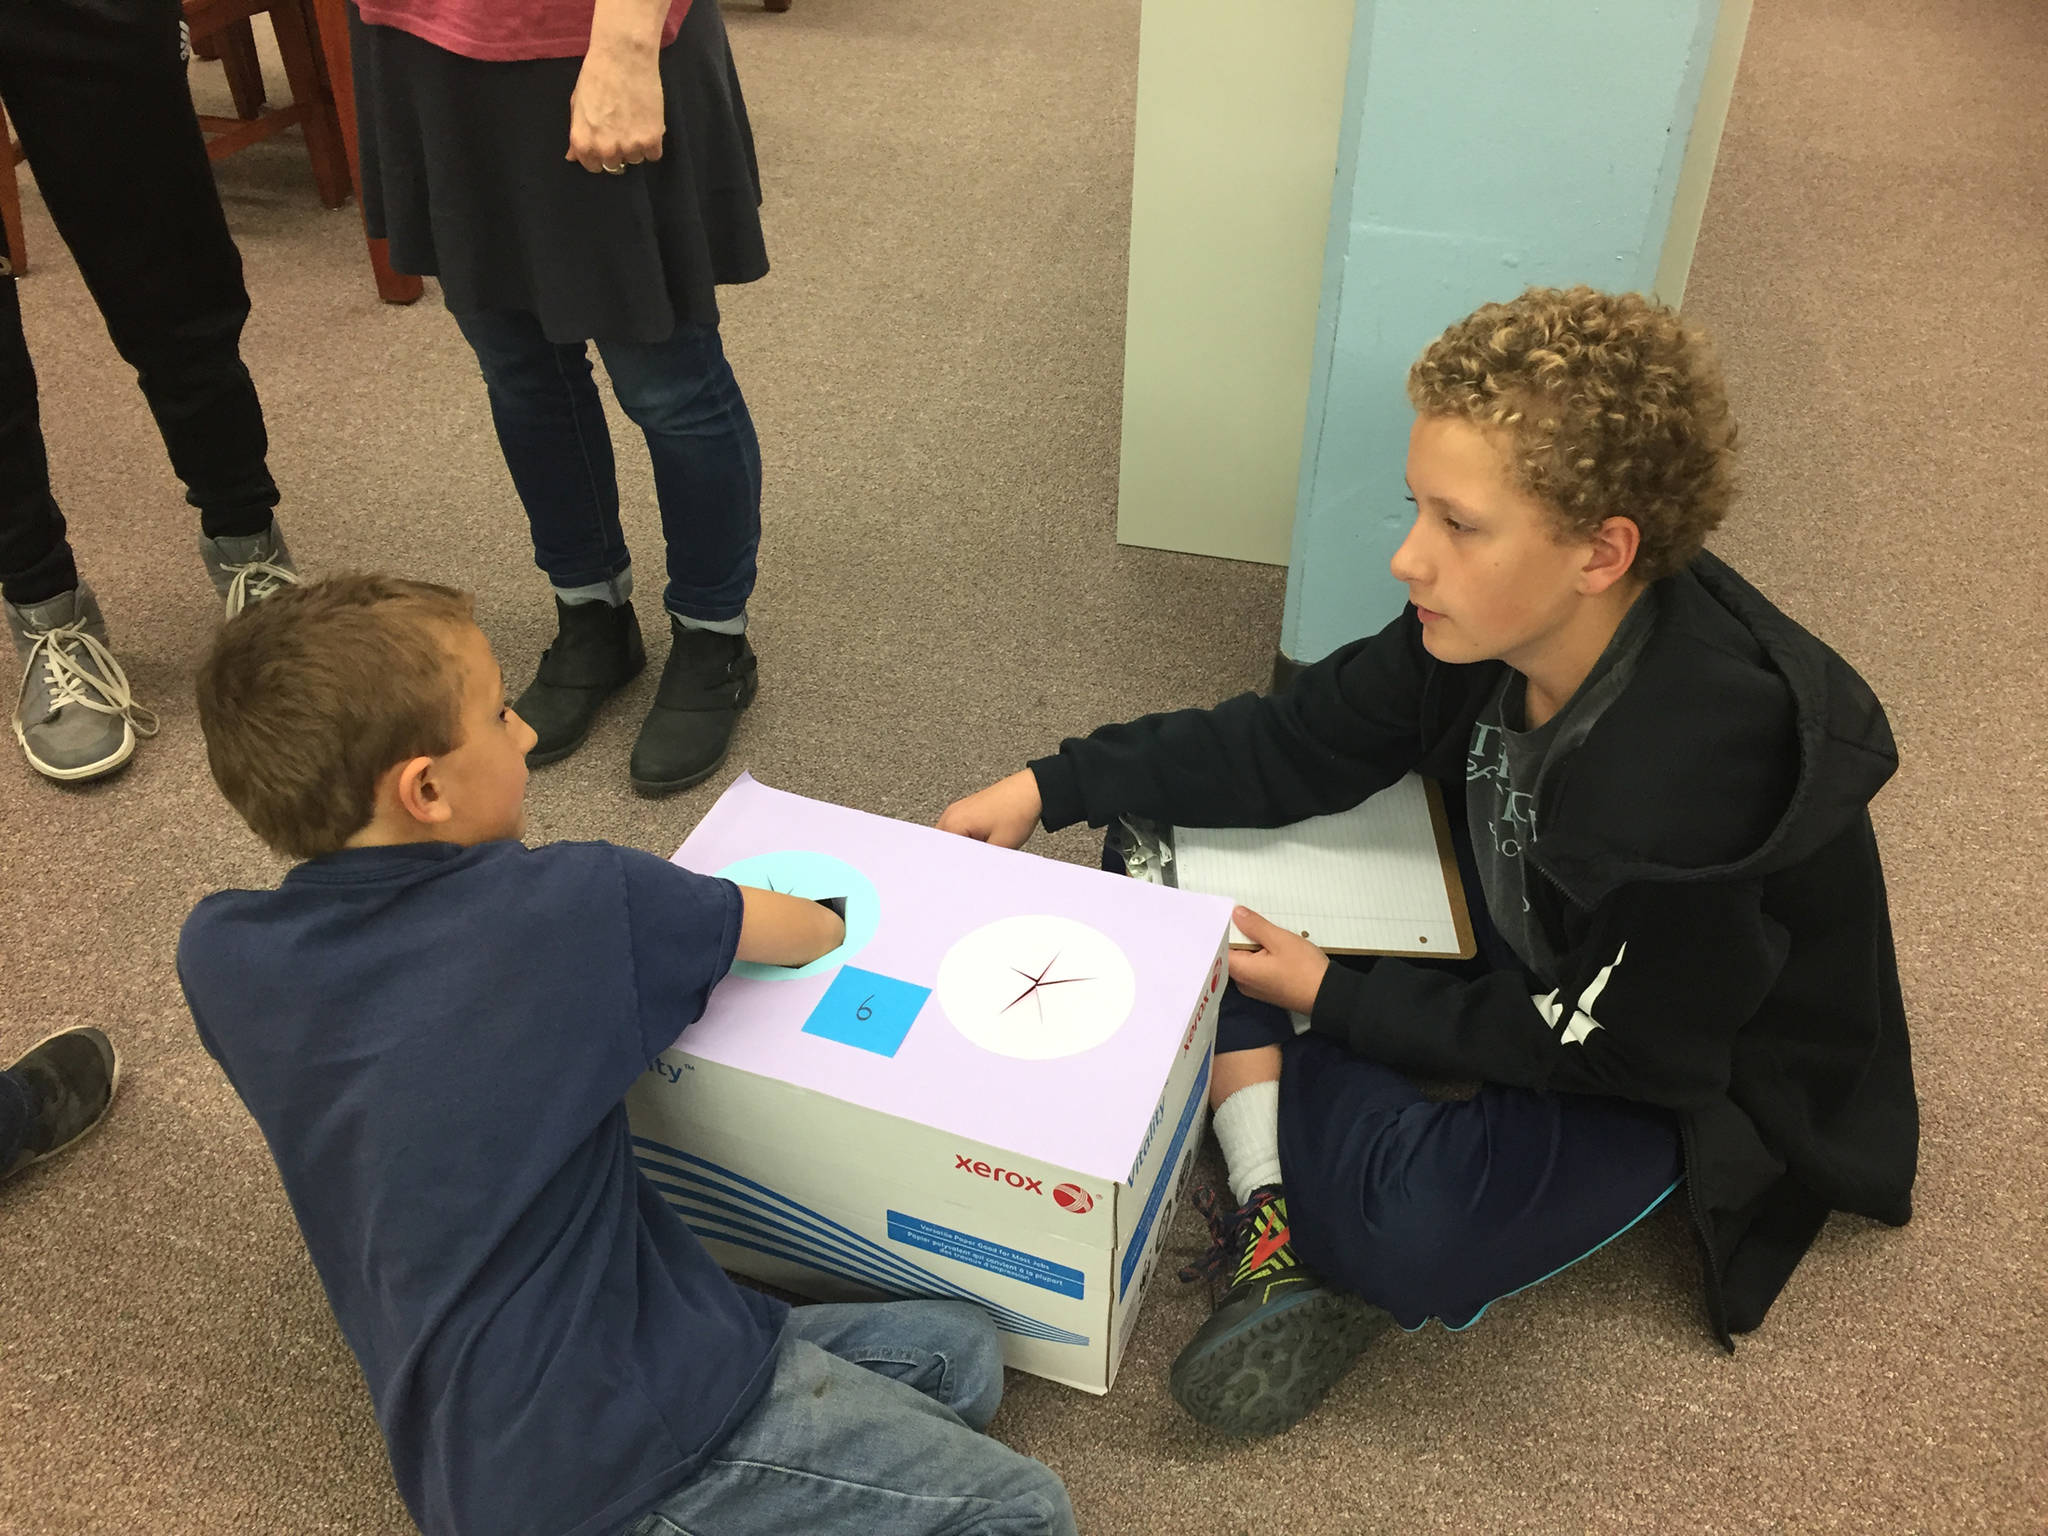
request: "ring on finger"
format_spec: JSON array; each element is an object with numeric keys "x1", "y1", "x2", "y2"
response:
[{"x1": 602, "y1": 162, "x2": 626, "y2": 175}]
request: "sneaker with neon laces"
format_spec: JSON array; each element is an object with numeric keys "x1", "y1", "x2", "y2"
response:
[
  {"x1": 7, "y1": 582, "x2": 160, "y2": 782},
  {"x1": 2, "y1": 1026, "x2": 121, "y2": 1179},
  {"x1": 199, "y1": 517, "x2": 301, "y2": 619},
  {"x1": 1168, "y1": 1183, "x2": 1393, "y2": 1437}
]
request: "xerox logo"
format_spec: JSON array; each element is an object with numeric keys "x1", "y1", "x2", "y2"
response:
[
  {"x1": 1053, "y1": 1183, "x2": 1094, "y2": 1214},
  {"x1": 955, "y1": 1155, "x2": 1043, "y2": 1195}
]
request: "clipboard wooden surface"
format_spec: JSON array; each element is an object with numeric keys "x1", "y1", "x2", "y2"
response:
[{"x1": 1169, "y1": 775, "x2": 1476, "y2": 959}]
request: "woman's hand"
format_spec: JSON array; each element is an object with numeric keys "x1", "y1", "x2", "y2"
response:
[
  {"x1": 567, "y1": 4, "x2": 668, "y2": 173},
  {"x1": 1226, "y1": 906, "x2": 1330, "y2": 1016}
]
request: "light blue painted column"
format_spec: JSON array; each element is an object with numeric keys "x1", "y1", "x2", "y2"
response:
[{"x1": 1281, "y1": 0, "x2": 1739, "y2": 666}]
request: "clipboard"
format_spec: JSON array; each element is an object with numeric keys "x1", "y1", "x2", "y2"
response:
[{"x1": 1167, "y1": 775, "x2": 1476, "y2": 960}]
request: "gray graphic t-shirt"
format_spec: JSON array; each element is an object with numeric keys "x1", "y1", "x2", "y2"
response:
[{"x1": 1466, "y1": 588, "x2": 1660, "y2": 982}]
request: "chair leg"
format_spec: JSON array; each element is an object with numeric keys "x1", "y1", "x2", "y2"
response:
[
  {"x1": 0, "y1": 142, "x2": 26, "y2": 277},
  {"x1": 306, "y1": 0, "x2": 421, "y2": 303},
  {"x1": 267, "y1": 0, "x2": 349, "y2": 209},
  {"x1": 216, "y1": 21, "x2": 268, "y2": 121}
]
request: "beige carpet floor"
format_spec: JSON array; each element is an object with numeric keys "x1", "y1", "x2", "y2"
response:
[{"x1": 2, "y1": 1, "x2": 2042, "y2": 1531}]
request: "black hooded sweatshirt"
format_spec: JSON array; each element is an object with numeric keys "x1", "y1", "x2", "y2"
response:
[{"x1": 1029, "y1": 553, "x2": 1918, "y2": 1346}]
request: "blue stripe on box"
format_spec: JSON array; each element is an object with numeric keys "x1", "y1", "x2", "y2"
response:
[
  {"x1": 634, "y1": 1137, "x2": 1089, "y2": 1346},
  {"x1": 803, "y1": 966, "x2": 930, "y2": 1057},
  {"x1": 1120, "y1": 1048, "x2": 1211, "y2": 1297},
  {"x1": 887, "y1": 1211, "x2": 1086, "y2": 1299}
]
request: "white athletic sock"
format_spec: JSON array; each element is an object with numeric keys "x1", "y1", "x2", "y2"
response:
[{"x1": 1211, "y1": 1079, "x2": 1283, "y2": 1206}]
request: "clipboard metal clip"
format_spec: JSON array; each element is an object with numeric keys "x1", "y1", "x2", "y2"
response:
[{"x1": 1112, "y1": 815, "x2": 1176, "y2": 887}]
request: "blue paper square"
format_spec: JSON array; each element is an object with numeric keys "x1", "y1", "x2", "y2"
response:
[{"x1": 803, "y1": 967, "x2": 931, "y2": 1058}]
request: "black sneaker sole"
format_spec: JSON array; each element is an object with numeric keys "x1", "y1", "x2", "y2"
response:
[
  {"x1": 627, "y1": 672, "x2": 758, "y2": 798},
  {"x1": 1168, "y1": 1287, "x2": 1392, "y2": 1438}
]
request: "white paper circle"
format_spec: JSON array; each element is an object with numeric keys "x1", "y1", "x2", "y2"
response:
[{"x1": 935, "y1": 915, "x2": 1137, "y2": 1060}]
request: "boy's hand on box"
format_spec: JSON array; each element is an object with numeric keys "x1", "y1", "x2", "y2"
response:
[
  {"x1": 936, "y1": 770, "x2": 1042, "y2": 849},
  {"x1": 1227, "y1": 906, "x2": 1330, "y2": 1016}
]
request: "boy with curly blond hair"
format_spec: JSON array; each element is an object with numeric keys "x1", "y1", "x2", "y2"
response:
[{"x1": 941, "y1": 287, "x2": 1919, "y2": 1437}]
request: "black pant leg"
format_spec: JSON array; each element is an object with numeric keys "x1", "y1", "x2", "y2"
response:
[
  {"x1": 0, "y1": 1066, "x2": 32, "y2": 1170},
  {"x1": 0, "y1": 224, "x2": 77, "y2": 605},
  {"x1": 0, "y1": 16, "x2": 279, "y2": 544}
]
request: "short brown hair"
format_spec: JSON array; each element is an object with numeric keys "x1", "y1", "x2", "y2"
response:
[
  {"x1": 1407, "y1": 286, "x2": 1739, "y2": 582},
  {"x1": 196, "y1": 574, "x2": 477, "y2": 860}
]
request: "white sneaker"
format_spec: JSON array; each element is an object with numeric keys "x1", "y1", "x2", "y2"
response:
[{"x1": 6, "y1": 583, "x2": 160, "y2": 782}]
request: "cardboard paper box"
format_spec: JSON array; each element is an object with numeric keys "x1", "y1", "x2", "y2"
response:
[{"x1": 625, "y1": 775, "x2": 1234, "y2": 1393}]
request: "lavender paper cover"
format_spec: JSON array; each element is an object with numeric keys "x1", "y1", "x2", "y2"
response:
[{"x1": 665, "y1": 774, "x2": 1233, "y2": 1181}]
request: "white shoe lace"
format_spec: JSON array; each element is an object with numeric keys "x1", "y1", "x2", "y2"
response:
[
  {"x1": 222, "y1": 558, "x2": 301, "y2": 619},
  {"x1": 13, "y1": 620, "x2": 161, "y2": 740}
]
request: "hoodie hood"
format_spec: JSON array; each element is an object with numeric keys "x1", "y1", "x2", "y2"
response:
[{"x1": 1533, "y1": 551, "x2": 1898, "y2": 906}]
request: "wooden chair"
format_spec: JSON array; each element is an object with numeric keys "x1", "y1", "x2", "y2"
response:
[
  {"x1": 193, "y1": 21, "x2": 269, "y2": 121},
  {"x1": 305, "y1": 0, "x2": 421, "y2": 303},
  {"x1": 185, "y1": 0, "x2": 350, "y2": 209}
]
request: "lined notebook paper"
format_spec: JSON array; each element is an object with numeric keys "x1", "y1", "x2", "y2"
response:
[{"x1": 1170, "y1": 775, "x2": 1475, "y2": 958}]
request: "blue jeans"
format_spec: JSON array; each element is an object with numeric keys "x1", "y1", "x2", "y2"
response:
[
  {"x1": 621, "y1": 1301, "x2": 1076, "y2": 1536},
  {"x1": 452, "y1": 308, "x2": 762, "y2": 624}
]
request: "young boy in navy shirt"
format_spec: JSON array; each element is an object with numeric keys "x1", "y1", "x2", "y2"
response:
[
  {"x1": 941, "y1": 287, "x2": 1918, "y2": 1438},
  {"x1": 180, "y1": 575, "x2": 1075, "y2": 1536}
]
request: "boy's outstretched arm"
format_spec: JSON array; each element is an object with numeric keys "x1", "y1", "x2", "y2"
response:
[
  {"x1": 947, "y1": 607, "x2": 1483, "y2": 840},
  {"x1": 735, "y1": 888, "x2": 845, "y2": 967},
  {"x1": 936, "y1": 770, "x2": 1043, "y2": 848}
]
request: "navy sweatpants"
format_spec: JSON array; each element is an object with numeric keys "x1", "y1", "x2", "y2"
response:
[
  {"x1": 1109, "y1": 824, "x2": 1681, "y2": 1330},
  {"x1": 1215, "y1": 988, "x2": 1681, "y2": 1330}
]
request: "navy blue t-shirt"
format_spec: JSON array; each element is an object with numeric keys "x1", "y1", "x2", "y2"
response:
[{"x1": 177, "y1": 840, "x2": 788, "y2": 1536}]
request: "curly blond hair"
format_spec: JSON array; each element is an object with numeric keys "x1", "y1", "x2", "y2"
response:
[{"x1": 1406, "y1": 286, "x2": 1738, "y2": 582}]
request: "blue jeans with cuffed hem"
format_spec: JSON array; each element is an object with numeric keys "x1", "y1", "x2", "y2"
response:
[
  {"x1": 620, "y1": 1299, "x2": 1075, "y2": 1536},
  {"x1": 452, "y1": 308, "x2": 761, "y2": 624}
]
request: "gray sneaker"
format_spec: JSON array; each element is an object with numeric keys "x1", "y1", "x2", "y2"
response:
[
  {"x1": 199, "y1": 517, "x2": 301, "y2": 619},
  {"x1": 7, "y1": 583, "x2": 160, "y2": 782}
]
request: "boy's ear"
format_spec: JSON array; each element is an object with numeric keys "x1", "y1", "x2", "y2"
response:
[
  {"x1": 1580, "y1": 515, "x2": 1642, "y2": 595},
  {"x1": 392, "y1": 755, "x2": 452, "y2": 826}
]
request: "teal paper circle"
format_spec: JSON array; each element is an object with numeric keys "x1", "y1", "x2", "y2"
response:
[{"x1": 715, "y1": 850, "x2": 881, "y2": 981}]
